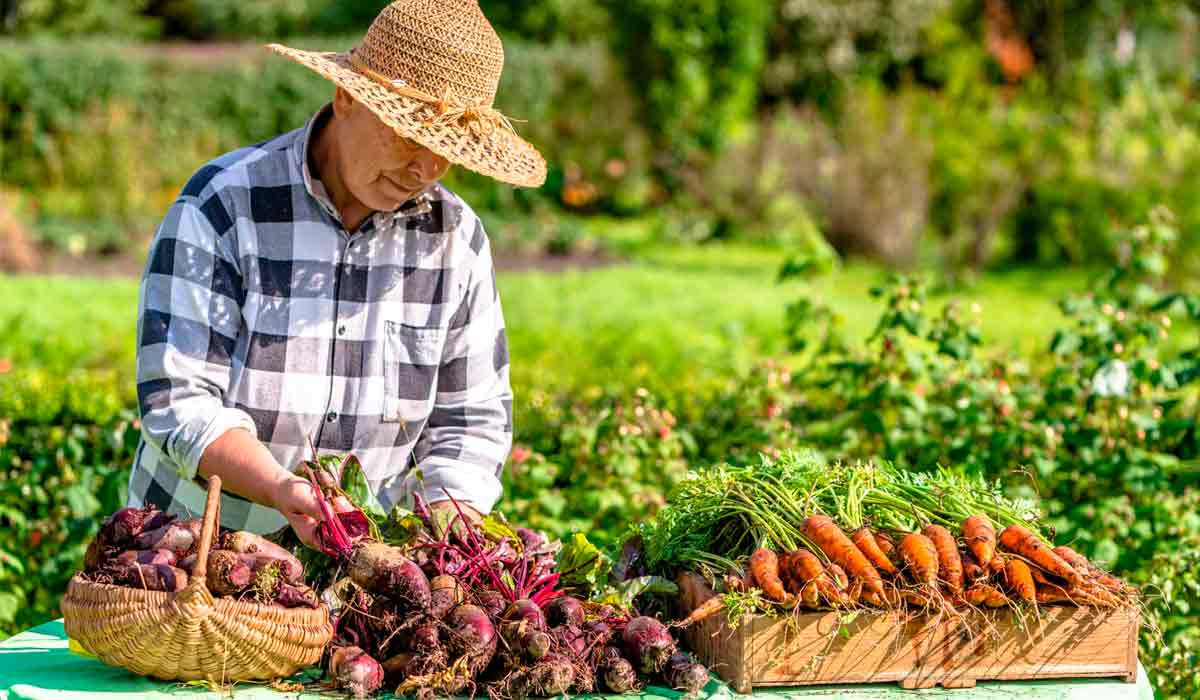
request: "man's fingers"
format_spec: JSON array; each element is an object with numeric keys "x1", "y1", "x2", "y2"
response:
[{"x1": 289, "y1": 514, "x2": 321, "y2": 550}]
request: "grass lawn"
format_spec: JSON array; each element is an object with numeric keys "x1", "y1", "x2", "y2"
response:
[{"x1": 0, "y1": 244, "x2": 1098, "y2": 393}]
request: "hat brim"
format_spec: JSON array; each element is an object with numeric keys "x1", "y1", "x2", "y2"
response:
[{"x1": 267, "y1": 44, "x2": 547, "y2": 189}]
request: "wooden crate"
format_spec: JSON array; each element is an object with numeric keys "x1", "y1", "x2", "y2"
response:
[{"x1": 677, "y1": 572, "x2": 1139, "y2": 693}]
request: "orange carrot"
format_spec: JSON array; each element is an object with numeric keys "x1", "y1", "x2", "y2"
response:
[
  {"x1": 962, "y1": 515, "x2": 996, "y2": 568},
  {"x1": 984, "y1": 586, "x2": 1008, "y2": 608},
  {"x1": 676, "y1": 594, "x2": 725, "y2": 627},
  {"x1": 923, "y1": 524, "x2": 963, "y2": 594},
  {"x1": 846, "y1": 579, "x2": 863, "y2": 605},
  {"x1": 875, "y1": 531, "x2": 896, "y2": 558},
  {"x1": 898, "y1": 533, "x2": 939, "y2": 587},
  {"x1": 998, "y1": 525, "x2": 1083, "y2": 586},
  {"x1": 750, "y1": 548, "x2": 789, "y2": 602},
  {"x1": 966, "y1": 583, "x2": 1005, "y2": 607},
  {"x1": 803, "y1": 515, "x2": 885, "y2": 596},
  {"x1": 826, "y1": 563, "x2": 849, "y2": 591},
  {"x1": 1054, "y1": 546, "x2": 1129, "y2": 593},
  {"x1": 1005, "y1": 559, "x2": 1036, "y2": 603},
  {"x1": 961, "y1": 551, "x2": 986, "y2": 584},
  {"x1": 786, "y1": 548, "x2": 847, "y2": 606},
  {"x1": 852, "y1": 527, "x2": 899, "y2": 576}
]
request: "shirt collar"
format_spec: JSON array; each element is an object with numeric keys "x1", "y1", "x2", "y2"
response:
[{"x1": 294, "y1": 104, "x2": 436, "y2": 229}]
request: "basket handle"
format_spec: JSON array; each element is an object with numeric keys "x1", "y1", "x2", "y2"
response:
[{"x1": 190, "y1": 475, "x2": 223, "y2": 583}]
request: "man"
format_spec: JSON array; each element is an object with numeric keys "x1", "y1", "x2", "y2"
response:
[{"x1": 127, "y1": 0, "x2": 545, "y2": 550}]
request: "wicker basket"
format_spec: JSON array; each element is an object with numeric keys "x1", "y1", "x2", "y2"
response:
[{"x1": 62, "y1": 476, "x2": 333, "y2": 682}]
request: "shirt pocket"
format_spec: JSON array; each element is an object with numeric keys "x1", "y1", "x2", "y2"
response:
[{"x1": 382, "y1": 321, "x2": 446, "y2": 425}]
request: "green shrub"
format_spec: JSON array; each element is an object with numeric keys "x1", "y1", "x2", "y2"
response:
[
  {"x1": 609, "y1": 0, "x2": 771, "y2": 170},
  {"x1": 0, "y1": 370, "x2": 138, "y2": 637}
]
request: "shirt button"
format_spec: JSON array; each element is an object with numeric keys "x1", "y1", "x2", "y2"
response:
[
  {"x1": 326, "y1": 411, "x2": 339, "y2": 423},
  {"x1": 337, "y1": 324, "x2": 347, "y2": 336}
]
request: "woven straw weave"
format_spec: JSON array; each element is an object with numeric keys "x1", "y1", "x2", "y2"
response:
[
  {"x1": 61, "y1": 477, "x2": 332, "y2": 683},
  {"x1": 267, "y1": 0, "x2": 546, "y2": 188}
]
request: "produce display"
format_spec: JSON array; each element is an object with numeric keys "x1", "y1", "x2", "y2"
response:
[
  {"x1": 81, "y1": 504, "x2": 318, "y2": 608},
  {"x1": 637, "y1": 451, "x2": 1137, "y2": 622},
  {"x1": 271, "y1": 454, "x2": 706, "y2": 698}
]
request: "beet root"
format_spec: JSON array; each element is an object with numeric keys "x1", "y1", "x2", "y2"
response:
[
  {"x1": 133, "y1": 522, "x2": 196, "y2": 558},
  {"x1": 101, "y1": 507, "x2": 152, "y2": 549},
  {"x1": 347, "y1": 541, "x2": 432, "y2": 611},
  {"x1": 601, "y1": 648, "x2": 640, "y2": 694},
  {"x1": 545, "y1": 596, "x2": 585, "y2": 628},
  {"x1": 662, "y1": 651, "x2": 709, "y2": 695},
  {"x1": 111, "y1": 562, "x2": 189, "y2": 592},
  {"x1": 474, "y1": 589, "x2": 506, "y2": 617},
  {"x1": 447, "y1": 604, "x2": 497, "y2": 674},
  {"x1": 116, "y1": 549, "x2": 179, "y2": 568},
  {"x1": 223, "y1": 531, "x2": 304, "y2": 583},
  {"x1": 503, "y1": 599, "x2": 547, "y2": 629},
  {"x1": 330, "y1": 646, "x2": 385, "y2": 699},
  {"x1": 204, "y1": 550, "x2": 254, "y2": 596},
  {"x1": 528, "y1": 654, "x2": 575, "y2": 697},
  {"x1": 275, "y1": 583, "x2": 319, "y2": 608},
  {"x1": 622, "y1": 615, "x2": 676, "y2": 674},
  {"x1": 429, "y1": 575, "x2": 464, "y2": 619}
]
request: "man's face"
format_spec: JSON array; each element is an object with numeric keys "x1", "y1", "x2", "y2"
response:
[{"x1": 333, "y1": 89, "x2": 451, "y2": 212}]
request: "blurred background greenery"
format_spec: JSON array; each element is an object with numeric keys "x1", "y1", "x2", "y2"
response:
[{"x1": 3, "y1": 1, "x2": 1200, "y2": 696}]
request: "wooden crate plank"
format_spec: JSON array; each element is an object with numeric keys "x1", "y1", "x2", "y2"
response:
[{"x1": 676, "y1": 573, "x2": 1139, "y2": 693}]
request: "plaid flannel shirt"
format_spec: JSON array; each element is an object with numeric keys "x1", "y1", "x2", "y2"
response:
[{"x1": 127, "y1": 105, "x2": 513, "y2": 533}]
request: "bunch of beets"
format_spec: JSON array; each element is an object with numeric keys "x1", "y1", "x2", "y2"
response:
[
  {"x1": 82, "y1": 504, "x2": 318, "y2": 608},
  {"x1": 315, "y1": 493, "x2": 709, "y2": 699}
]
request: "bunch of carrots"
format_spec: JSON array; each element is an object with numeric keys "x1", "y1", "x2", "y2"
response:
[{"x1": 641, "y1": 452, "x2": 1136, "y2": 625}]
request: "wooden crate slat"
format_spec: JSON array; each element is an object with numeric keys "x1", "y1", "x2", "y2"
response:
[{"x1": 676, "y1": 572, "x2": 1138, "y2": 693}]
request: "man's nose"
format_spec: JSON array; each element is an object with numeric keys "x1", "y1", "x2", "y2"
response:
[{"x1": 410, "y1": 149, "x2": 450, "y2": 182}]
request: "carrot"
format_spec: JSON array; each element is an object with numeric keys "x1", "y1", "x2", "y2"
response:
[
  {"x1": 1054, "y1": 545, "x2": 1129, "y2": 593},
  {"x1": 1004, "y1": 559, "x2": 1036, "y2": 603},
  {"x1": 961, "y1": 551, "x2": 986, "y2": 584},
  {"x1": 984, "y1": 586, "x2": 1008, "y2": 608},
  {"x1": 785, "y1": 548, "x2": 847, "y2": 606},
  {"x1": 676, "y1": 595, "x2": 725, "y2": 628},
  {"x1": 998, "y1": 525, "x2": 1083, "y2": 586},
  {"x1": 962, "y1": 515, "x2": 996, "y2": 568},
  {"x1": 750, "y1": 548, "x2": 790, "y2": 602},
  {"x1": 803, "y1": 516, "x2": 885, "y2": 596},
  {"x1": 846, "y1": 579, "x2": 863, "y2": 605},
  {"x1": 923, "y1": 525, "x2": 963, "y2": 594},
  {"x1": 965, "y1": 583, "x2": 1002, "y2": 607},
  {"x1": 875, "y1": 531, "x2": 896, "y2": 556},
  {"x1": 898, "y1": 533, "x2": 939, "y2": 587},
  {"x1": 852, "y1": 527, "x2": 899, "y2": 576},
  {"x1": 1036, "y1": 581, "x2": 1116, "y2": 607},
  {"x1": 826, "y1": 563, "x2": 849, "y2": 591}
]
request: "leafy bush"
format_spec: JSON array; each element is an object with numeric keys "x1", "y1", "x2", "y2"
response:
[
  {"x1": 0, "y1": 370, "x2": 138, "y2": 636},
  {"x1": 609, "y1": 0, "x2": 771, "y2": 170},
  {"x1": 0, "y1": 37, "x2": 647, "y2": 254}
]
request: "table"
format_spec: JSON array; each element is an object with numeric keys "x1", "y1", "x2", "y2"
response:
[{"x1": 1, "y1": 621, "x2": 1155, "y2": 700}]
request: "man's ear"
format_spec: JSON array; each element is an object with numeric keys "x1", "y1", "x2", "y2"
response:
[{"x1": 332, "y1": 86, "x2": 356, "y2": 117}]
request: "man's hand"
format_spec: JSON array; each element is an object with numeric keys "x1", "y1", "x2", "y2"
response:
[{"x1": 271, "y1": 475, "x2": 327, "y2": 551}]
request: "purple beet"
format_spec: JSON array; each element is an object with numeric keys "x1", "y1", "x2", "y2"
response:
[{"x1": 622, "y1": 616, "x2": 676, "y2": 674}]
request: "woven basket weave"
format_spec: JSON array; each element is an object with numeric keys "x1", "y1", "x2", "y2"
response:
[{"x1": 61, "y1": 476, "x2": 333, "y2": 682}]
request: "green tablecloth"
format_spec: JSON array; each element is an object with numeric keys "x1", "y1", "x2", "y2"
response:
[{"x1": 0, "y1": 621, "x2": 1154, "y2": 700}]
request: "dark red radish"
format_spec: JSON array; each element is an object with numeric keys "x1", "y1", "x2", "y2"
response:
[
  {"x1": 133, "y1": 522, "x2": 196, "y2": 557},
  {"x1": 330, "y1": 646, "x2": 384, "y2": 699},
  {"x1": 545, "y1": 596, "x2": 585, "y2": 628},
  {"x1": 205, "y1": 550, "x2": 254, "y2": 596},
  {"x1": 662, "y1": 651, "x2": 709, "y2": 695},
  {"x1": 601, "y1": 647, "x2": 639, "y2": 694},
  {"x1": 446, "y1": 604, "x2": 498, "y2": 673},
  {"x1": 275, "y1": 583, "x2": 319, "y2": 609},
  {"x1": 347, "y1": 541, "x2": 431, "y2": 611},
  {"x1": 223, "y1": 531, "x2": 304, "y2": 583},
  {"x1": 429, "y1": 575, "x2": 464, "y2": 619},
  {"x1": 527, "y1": 654, "x2": 575, "y2": 696},
  {"x1": 474, "y1": 589, "x2": 506, "y2": 617},
  {"x1": 622, "y1": 616, "x2": 676, "y2": 674},
  {"x1": 112, "y1": 562, "x2": 188, "y2": 592}
]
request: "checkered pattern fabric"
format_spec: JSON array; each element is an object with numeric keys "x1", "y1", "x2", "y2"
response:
[{"x1": 127, "y1": 105, "x2": 513, "y2": 533}]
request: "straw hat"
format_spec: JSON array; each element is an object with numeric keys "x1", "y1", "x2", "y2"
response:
[{"x1": 267, "y1": 0, "x2": 546, "y2": 188}]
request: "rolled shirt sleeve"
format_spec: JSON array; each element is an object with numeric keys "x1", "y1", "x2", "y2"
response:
[
  {"x1": 136, "y1": 195, "x2": 255, "y2": 481},
  {"x1": 410, "y1": 221, "x2": 513, "y2": 513}
]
